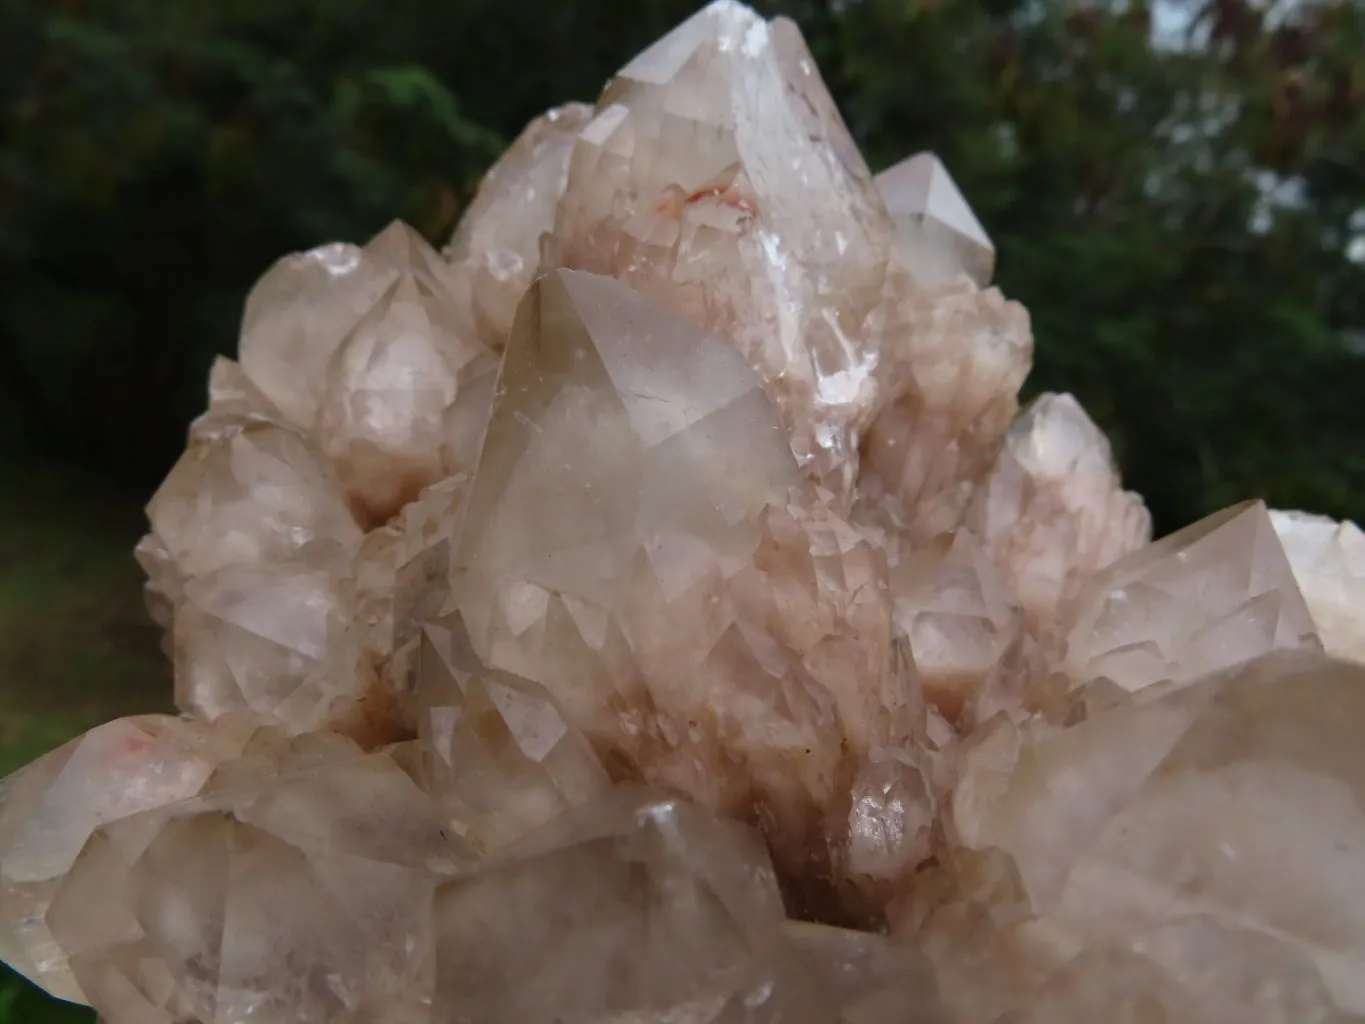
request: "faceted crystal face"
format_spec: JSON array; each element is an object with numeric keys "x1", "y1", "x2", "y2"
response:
[
  {"x1": 415, "y1": 613, "x2": 612, "y2": 853},
  {"x1": 352, "y1": 472, "x2": 469, "y2": 715},
  {"x1": 967, "y1": 392, "x2": 1152, "y2": 628},
  {"x1": 314, "y1": 222, "x2": 498, "y2": 529},
  {"x1": 890, "y1": 529, "x2": 1025, "y2": 723},
  {"x1": 544, "y1": 0, "x2": 896, "y2": 499},
  {"x1": 947, "y1": 650, "x2": 1365, "y2": 1016},
  {"x1": 46, "y1": 733, "x2": 473, "y2": 1024},
  {"x1": 432, "y1": 788, "x2": 785, "y2": 1022},
  {"x1": 453, "y1": 268, "x2": 936, "y2": 915},
  {"x1": 0, "y1": 715, "x2": 255, "y2": 1002},
  {"x1": 146, "y1": 421, "x2": 362, "y2": 582},
  {"x1": 876, "y1": 153, "x2": 995, "y2": 289},
  {"x1": 432, "y1": 788, "x2": 945, "y2": 1023},
  {"x1": 173, "y1": 561, "x2": 382, "y2": 741},
  {"x1": 446, "y1": 103, "x2": 593, "y2": 351},
  {"x1": 190, "y1": 356, "x2": 292, "y2": 443},
  {"x1": 8, "y1": 2, "x2": 1365, "y2": 1022},
  {"x1": 453, "y1": 266, "x2": 801, "y2": 686},
  {"x1": 239, "y1": 241, "x2": 400, "y2": 431},
  {"x1": 1271, "y1": 509, "x2": 1365, "y2": 665},
  {"x1": 1059, "y1": 500, "x2": 1322, "y2": 694}
]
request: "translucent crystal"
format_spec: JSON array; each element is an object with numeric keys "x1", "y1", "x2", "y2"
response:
[
  {"x1": 859, "y1": 274, "x2": 1033, "y2": 546},
  {"x1": 433, "y1": 790, "x2": 779, "y2": 1020},
  {"x1": 877, "y1": 152, "x2": 995, "y2": 289},
  {"x1": 46, "y1": 735, "x2": 473, "y2": 1024},
  {"x1": 415, "y1": 613, "x2": 611, "y2": 853},
  {"x1": 453, "y1": 265, "x2": 800, "y2": 693},
  {"x1": 967, "y1": 392, "x2": 1151, "y2": 628},
  {"x1": 1059, "y1": 500, "x2": 1321, "y2": 694},
  {"x1": 445, "y1": 103, "x2": 593, "y2": 350},
  {"x1": 189, "y1": 356, "x2": 291, "y2": 442},
  {"x1": 948, "y1": 649, "x2": 1365, "y2": 1015},
  {"x1": 545, "y1": 0, "x2": 895, "y2": 498},
  {"x1": 314, "y1": 222, "x2": 497, "y2": 529},
  {"x1": 239, "y1": 240, "x2": 399, "y2": 430},
  {"x1": 352, "y1": 472, "x2": 469, "y2": 715},
  {"x1": 890, "y1": 529, "x2": 1025, "y2": 722},
  {"x1": 145, "y1": 420, "x2": 361, "y2": 582},
  {"x1": 0, "y1": 715, "x2": 255, "y2": 1002},
  {"x1": 172, "y1": 560, "x2": 383, "y2": 740},
  {"x1": 1271, "y1": 508, "x2": 1365, "y2": 664},
  {"x1": 453, "y1": 268, "x2": 931, "y2": 914}
]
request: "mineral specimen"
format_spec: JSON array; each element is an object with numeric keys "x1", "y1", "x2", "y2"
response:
[{"x1": 4, "y1": 2, "x2": 1364, "y2": 1022}]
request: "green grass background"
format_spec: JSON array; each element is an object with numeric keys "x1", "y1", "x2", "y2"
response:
[{"x1": 0, "y1": 462, "x2": 171, "y2": 1024}]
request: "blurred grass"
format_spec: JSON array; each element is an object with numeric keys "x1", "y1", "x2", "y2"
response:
[{"x1": 0, "y1": 461, "x2": 171, "y2": 1024}]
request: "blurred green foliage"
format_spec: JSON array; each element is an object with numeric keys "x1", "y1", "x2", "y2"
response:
[{"x1": 1, "y1": 0, "x2": 1363, "y2": 1017}]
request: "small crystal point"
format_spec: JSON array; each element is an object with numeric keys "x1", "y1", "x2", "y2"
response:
[
  {"x1": 446, "y1": 103, "x2": 593, "y2": 351},
  {"x1": 416, "y1": 613, "x2": 612, "y2": 853},
  {"x1": 877, "y1": 152, "x2": 995, "y2": 288},
  {"x1": 969, "y1": 391, "x2": 1151, "y2": 628},
  {"x1": 315, "y1": 222, "x2": 497, "y2": 529},
  {"x1": 239, "y1": 240, "x2": 398, "y2": 430},
  {"x1": 1271, "y1": 508, "x2": 1365, "y2": 665},
  {"x1": 146, "y1": 420, "x2": 362, "y2": 582}
]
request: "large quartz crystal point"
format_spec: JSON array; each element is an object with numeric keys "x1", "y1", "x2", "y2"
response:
[
  {"x1": 857, "y1": 279, "x2": 1033, "y2": 548},
  {"x1": 433, "y1": 787, "x2": 939, "y2": 1023},
  {"x1": 445, "y1": 103, "x2": 593, "y2": 350},
  {"x1": 0, "y1": 714, "x2": 256, "y2": 1003},
  {"x1": 947, "y1": 648, "x2": 1365, "y2": 1016},
  {"x1": 876, "y1": 153, "x2": 996, "y2": 289},
  {"x1": 1059, "y1": 499, "x2": 1322, "y2": 695},
  {"x1": 314, "y1": 221, "x2": 498, "y2": 529},
  {"x1": 415, "y1": 612, "x2": 612, "y2": 853},
  {"x1": 1271, "y1": 508, "x2": 1365, "y2": 664},
  {"x1": 966, "y1": 392, "x2": 1151, "y2": 628},
  {"x1": 46, "y1": 731, "x2": 475, "y2": 1024},
  {"x1": 545, "y1": 0, "x2": 896, "y2": 500}
]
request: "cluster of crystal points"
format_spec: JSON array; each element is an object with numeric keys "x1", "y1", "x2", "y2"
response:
[{"x1": 5, "y1": 4, "x2": 1365, "y2": 1023}]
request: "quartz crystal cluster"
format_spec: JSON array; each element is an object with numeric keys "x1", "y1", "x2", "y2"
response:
[{"x1": 5, "y1": 3, "x2": 1365, "y2": 1022}]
